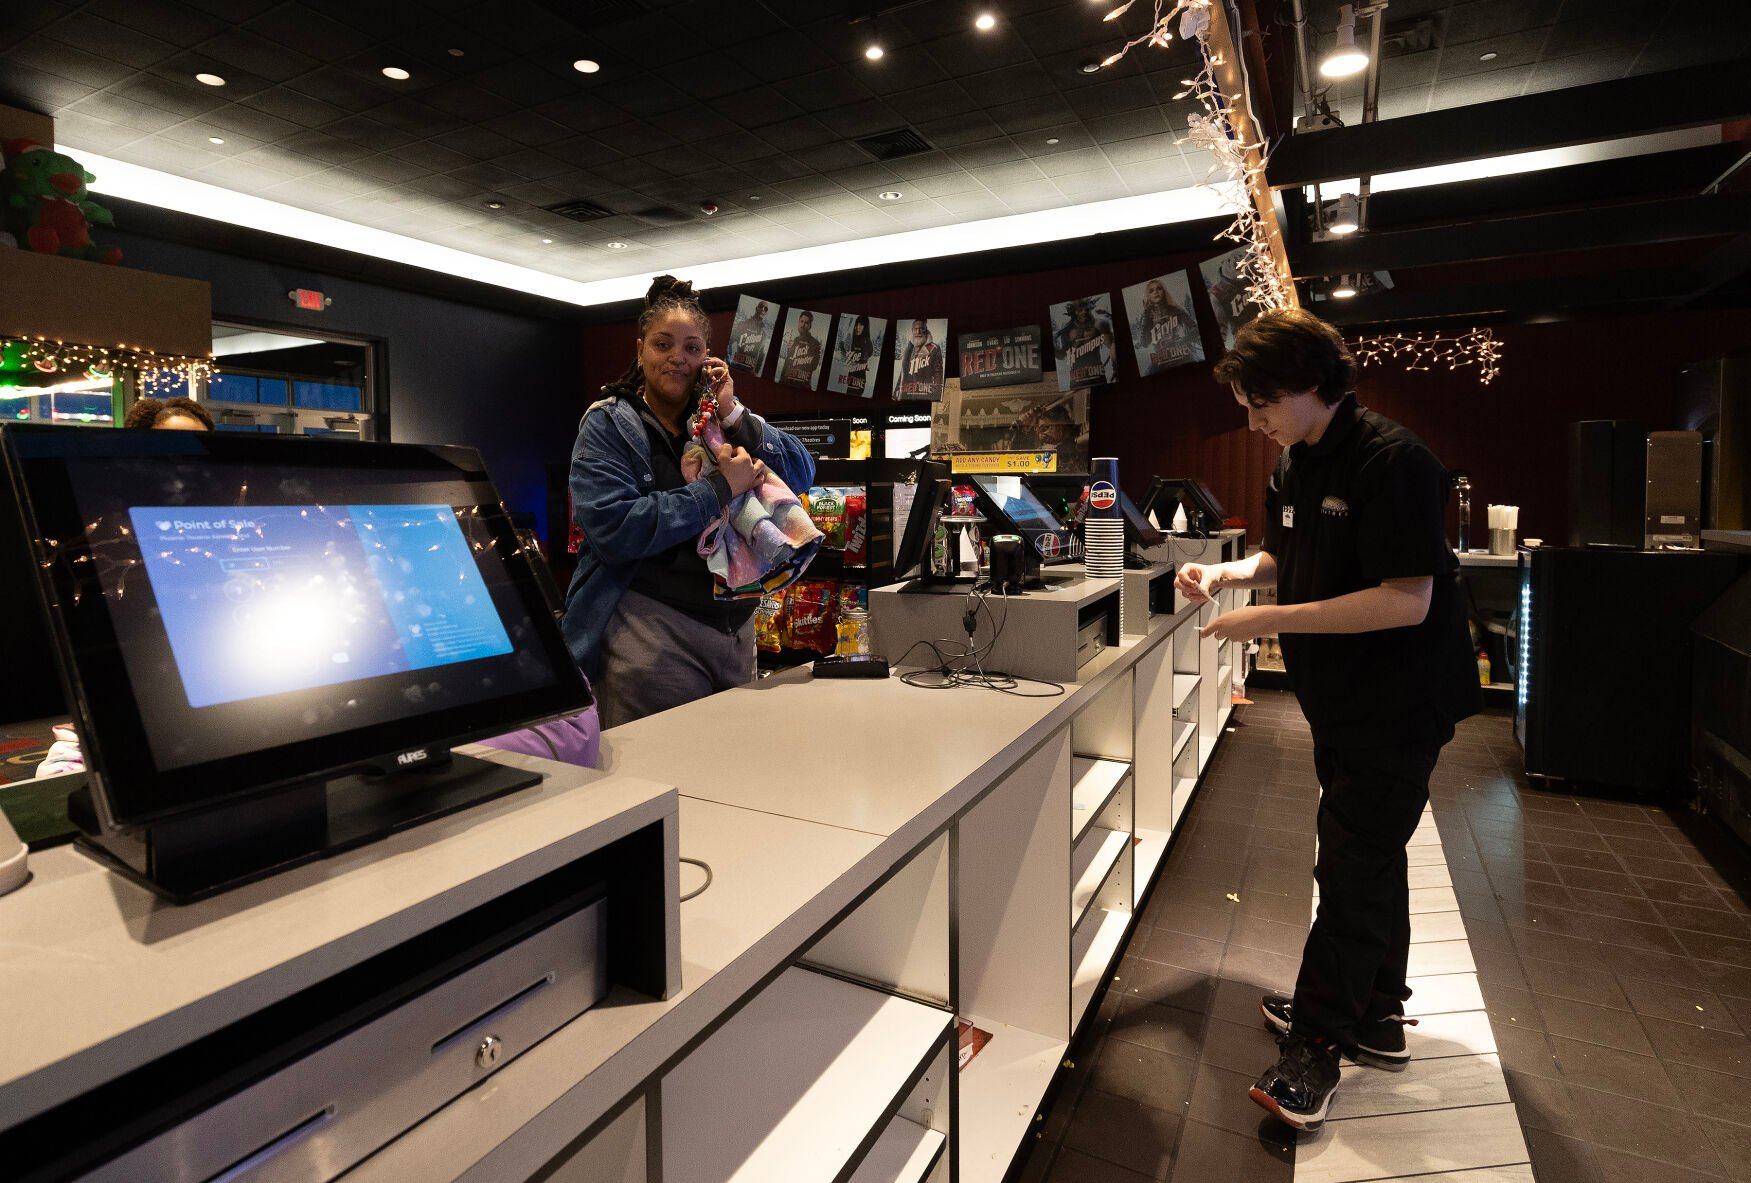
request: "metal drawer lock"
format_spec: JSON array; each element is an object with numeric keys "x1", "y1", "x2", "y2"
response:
[{"x1": 476, "y1": 1035, "x2": 503, "y2": 1070}]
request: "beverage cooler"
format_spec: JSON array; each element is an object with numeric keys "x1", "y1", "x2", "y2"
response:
[{"x1": 1516, "y1": 546, "x2": 1741, "y2": 791}]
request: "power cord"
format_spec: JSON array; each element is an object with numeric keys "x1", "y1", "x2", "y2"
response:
[
  {"x1": 895, "y1": 585, "x2": 1065, "y2": 698},
  {"x1": 679, "y1": 856, "x2": 713, "y2": 902}
]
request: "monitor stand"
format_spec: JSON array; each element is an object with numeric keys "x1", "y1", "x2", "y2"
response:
[{"x1": 68, "y1": 751, "x2": 540, "y2": 904}]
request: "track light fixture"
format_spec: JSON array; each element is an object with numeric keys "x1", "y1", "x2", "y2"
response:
[
  {"x1": 1319, "y1": 4, "x2": 1370, "y2": 78},
  {"x1": 1327, "y1": 192, "x2": 1360, "y2": 235}
]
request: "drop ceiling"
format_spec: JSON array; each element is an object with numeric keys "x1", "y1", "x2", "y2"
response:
[
  {"x1": 1298, "y1": 0, "x2": 1750, "y2": 125},
  {"x1": 1, "y1": 0, "x2": 1742, "y2": 297},
  {"x1": 0, "y1": 0, "x2": 1221, "y2": 284}
]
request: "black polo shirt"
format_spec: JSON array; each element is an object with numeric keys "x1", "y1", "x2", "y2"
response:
[{"x1": 1261, "y1": 396, "x2": 1481, "y2": 749}]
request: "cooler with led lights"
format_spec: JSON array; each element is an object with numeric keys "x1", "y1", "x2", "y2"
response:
[{"x1": 1515, "y1": 546, "x2": 1740, "y2": 791}]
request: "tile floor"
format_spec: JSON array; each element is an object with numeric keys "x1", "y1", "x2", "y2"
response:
[{"x1": 1016, "y1": 689, "x2": 1751, "y2": 1182}]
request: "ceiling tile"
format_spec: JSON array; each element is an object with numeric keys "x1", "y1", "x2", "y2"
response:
[
  {"x1": 954, "y1": 138, "x2": 1028, "y2": 169},
  {"x1": 480, "y1": 109, "x2": 575, "y2": 148},
  {"x1": 902, "y1": 170, "x2": 983, "y2": 199},
  {"x1": 88, "y1": 0, "x2": 228, "y2": 46},
  {"x1": 714, "y1": 86, "x2": 807, "y2": 129},
  {"x1": 278, "y1": 128, "x2": 373, "y2": 166},
  {"x1": 197, "y1": 28, "x2": 323, "y2": 84},
  {"x1": 111, "y1": 73, "x2": 230, "y2": 119},
  {"x1": 885, "y1": 80, "x2": 980, "y2": 123},
  {"x1": 0, "y1": 62, "x2": 92, "y2": 112},
  {"x1": 10, "y1": 34, "x2": 135, "y2": 88},
  {"x1": 41, "y1": 12, "x2": 180, "y2": 70},
  {"x1": 915, "y1": 113, "x2": 1003, "y2": 149},
  {"x1": 242, "y1": 85, "x2": 348, "y2": 129}
]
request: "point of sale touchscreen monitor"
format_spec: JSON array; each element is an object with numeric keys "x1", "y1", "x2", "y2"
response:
[{"x1": 0, "y1": 426, "x2": 591, "y2": 831}]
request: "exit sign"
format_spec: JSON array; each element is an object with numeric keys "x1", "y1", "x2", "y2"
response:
[{"x1": 289, "y1": 288, "x2": 329, "y2": 311}]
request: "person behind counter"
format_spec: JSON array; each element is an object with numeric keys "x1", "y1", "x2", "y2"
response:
[
  {"x1": 563, "y1": 275, "x2": 816, "y2": 729},
  {"x1": 1176, "y1": 309, "x2": 1480, "y2": 1132},
  {"x1": 123, "y1": 396, "x2": 214, "y2": 431}
]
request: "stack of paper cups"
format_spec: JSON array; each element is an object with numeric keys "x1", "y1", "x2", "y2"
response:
[{"x1": 1085, "y1": 458, "x2": 1126, "y2": 620}]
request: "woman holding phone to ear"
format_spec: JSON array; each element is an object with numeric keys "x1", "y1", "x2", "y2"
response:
[{"x1": 562, "y1": 275, "x2": 817, "y2": 729}]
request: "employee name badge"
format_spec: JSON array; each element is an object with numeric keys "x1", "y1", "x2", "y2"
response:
[{"x1": 1281, "y1": 505, "x2": 1295, "y2": 529}]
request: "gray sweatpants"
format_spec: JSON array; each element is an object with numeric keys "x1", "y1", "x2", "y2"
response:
[{"x1": 597, "y1": 588, "x2": 756, "y2": 730}]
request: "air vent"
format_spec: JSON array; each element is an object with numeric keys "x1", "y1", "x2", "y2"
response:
[
  {"x1": 1382, "y1": 16, "x2": 1438, "y2": 56},
  {"x1": 855, "y1": 127, "x2": 933, "y2": 161},
  {"x1": 546, "y1": 198, "x2": 615, "y2": 222}
]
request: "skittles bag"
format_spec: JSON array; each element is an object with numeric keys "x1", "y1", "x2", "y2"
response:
[{"x1": 2, "y1": 139, "x2": 122, "y2": 265}]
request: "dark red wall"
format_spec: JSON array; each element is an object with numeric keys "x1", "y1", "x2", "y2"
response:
[{"x1": 581, "y1": 265, "x2": 1751, "y2": 547}]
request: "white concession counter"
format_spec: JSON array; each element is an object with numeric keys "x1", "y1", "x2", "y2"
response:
[{"x1": 0, "y1": 575, "x2": 1252, "y2": 1183}]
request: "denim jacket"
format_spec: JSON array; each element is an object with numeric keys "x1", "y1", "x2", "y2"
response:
[{"x1": 560, "y1": 383, "x2": 817, "y2": 678}]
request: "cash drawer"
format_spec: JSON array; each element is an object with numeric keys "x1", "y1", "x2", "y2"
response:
[
  {"x1": 86, "y1": 894, "x2": 605, "y2": 1183},
  {"x1": 85, "y1": 895, "x2": 606, "y2": 1183}
]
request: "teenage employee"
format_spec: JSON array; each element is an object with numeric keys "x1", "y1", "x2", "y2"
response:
[
  {"x1": 1176, "y1": 309, "x2": 1480, "y2": 1132},
  {"x1": 562, "y1": 275, "x2": 815, "y2": 729}
]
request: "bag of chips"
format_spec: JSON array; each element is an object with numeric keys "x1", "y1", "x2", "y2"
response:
[
  {"x1": 754, "y1": 594, "x2": 785, "y2": 654},
  {"x1": 806, "y1": 486, "x2": 847, "y2": 549},
  {"x1": 844, "y1": 488, "x2": 867, "y2": 565},
  {"x1": 784, "y1": 579, "x2": 839, "y2": 653}
]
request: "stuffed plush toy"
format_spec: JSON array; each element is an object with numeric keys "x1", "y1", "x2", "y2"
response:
[{"x1": 1, "y1": 139, "x2": 121, "y2": 265}]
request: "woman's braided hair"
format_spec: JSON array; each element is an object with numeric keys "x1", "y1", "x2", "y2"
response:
[{"x1": 618, "y1": 274, "x2": 711, "y2": 390}]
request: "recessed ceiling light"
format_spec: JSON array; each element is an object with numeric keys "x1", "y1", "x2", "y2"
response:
[
  {"x1": 606, "y1": 241, "x2": 628, "y2": 249},
  {"x1": 208, "y1": 136, "x2": 224, "y2": 144},
  {"x1": 541, "y1": 237, "x2": 553, "y2": 243},
  {"x1": 865, "y1": 44, "x2": 884, "y2": 61},
  {"x1": 1479, "y1": 51, "x2": 1498, "y2": 61},
  {"x1": 484, "y1": 200, "x2": 504, "y2": 210},
  {"x1": 573, "y1": 59, "x2": 601, "y2": 74},
  {"x1": 879, "y1": 190, "x2": 903, "y2": 200},
  {"x1": 381, "y1": 66, "x2": 410, "y2": 80},
  {"x1": 749, "y1": 194, "x2": 761, "y2": 201},
  {"x1": 448, "y1": 48, "x2": 465, "y2": 57},
  {"x1": 1046, "y1": 137, "x2": 1060, "y2": 144},
  {"x1": 1079, "y1": 59, "x2": 1101, "y2": 74},
  {"x1": 975, "y1": 13, "x2": 997, "y2": 30},
  {"x1": 195, "y1": 72, "x2": 225, "y2": 86}
]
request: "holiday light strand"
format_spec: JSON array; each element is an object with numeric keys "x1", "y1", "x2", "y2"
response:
[
  {"x1": 1096, "y1": 0, "x2": 1292, "y2": 314},
  {"x1": 1350, "y1": 328, "x2": 1503, "y2": 385},
  {"x1": 2, "y1": 334, "x2": 215, "y2": 395}
]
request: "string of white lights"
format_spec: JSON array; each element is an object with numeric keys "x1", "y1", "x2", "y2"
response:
[
  {"x1": 1350, "y1": 328, "x2": 1503, "y2": 384},
  {"x1": 1097, "y1": 0, "x2": 1292, "y2": 314}
]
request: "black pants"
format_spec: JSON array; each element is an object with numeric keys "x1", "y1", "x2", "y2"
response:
[{"x1": 1290, "y1": 739, "x2": 1445, "y2": 1047}]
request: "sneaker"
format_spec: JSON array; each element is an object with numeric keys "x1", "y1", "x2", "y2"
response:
[
  {"x1": 1259, "y1": 994, "x2": 1417, "y2": 1072},
  {"x1": 1249, "y1": 1033, "x2": 1342, "y2": 1131}
]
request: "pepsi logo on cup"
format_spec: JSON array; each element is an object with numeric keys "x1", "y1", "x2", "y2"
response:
[{"x1": 1089, "y1": 481, "x2": 1117, "y2": 511}]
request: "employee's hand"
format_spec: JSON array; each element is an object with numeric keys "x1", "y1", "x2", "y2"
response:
[
  {"x1": 1176, "y1": 562, "x2": 1221, "y2": 604},
  {"x1": 716, "y1": 444, "x2": 766, "y2": 496},
  {"x1": 703, "y1": 356, "x2": 738, "y2": 420},
  {"x1": 1200, "y1": 605, "x2": 1275, "y2": 643}
]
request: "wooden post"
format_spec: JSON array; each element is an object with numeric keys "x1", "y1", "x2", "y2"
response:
[{"x1": 1200, "y1": 0, "x2": 1300, "y2": 309}]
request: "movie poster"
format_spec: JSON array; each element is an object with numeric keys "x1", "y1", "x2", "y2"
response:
[
  {"x1": 775, "y1": 307, "x2": 829, "y2": 390},
  {"x1": 958, "y1": 325, "x2": 1043, "y2": 390},
  {"x1": 728, "y1": 295, "x2": 779, "y2": 374},
  {"x1": 1122, "y1": 272, "x2": 1205, "y2": 376},
  {"x1": 891, "y1": 317, "x2": 948, "y2": 401},
  {"x1": 1049, "y1": 293, "x2": 1117, "y2": 391},
  {"x1": 825, "y1": 313, "x2": 888, "y2": 397},
  {"x1": 1198, "y1": 248, "x2": 1260, "y2": 351}
]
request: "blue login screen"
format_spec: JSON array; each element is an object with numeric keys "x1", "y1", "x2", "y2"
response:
[{"x1": 129, "y1": 504, "x2": 514, "y2": 709}]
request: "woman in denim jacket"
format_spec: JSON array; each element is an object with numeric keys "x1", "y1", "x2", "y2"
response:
[{"x1": 562, "y1": 276, "x2": 816, "y2": 728}]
